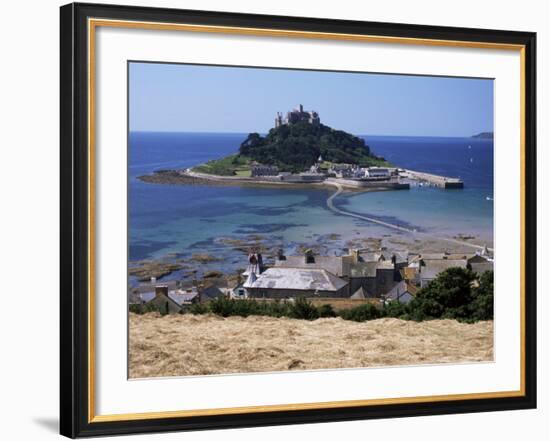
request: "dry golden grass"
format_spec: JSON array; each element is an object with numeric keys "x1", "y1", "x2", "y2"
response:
[{"x1": 129, "y1": 313, "x2": 493, "y2": 378}]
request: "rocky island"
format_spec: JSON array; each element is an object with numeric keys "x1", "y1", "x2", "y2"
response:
[{"x1": 138, "y1": 104, "x2": 418, "y2": 191}]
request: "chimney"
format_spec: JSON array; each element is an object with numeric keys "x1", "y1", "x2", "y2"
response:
[
  {"x1": 299, "y1": 104, "x2": 303, "y2": 112},
  {"x1": 305, "y1": 249, "x2": 315, "y2": 264},
  {"x1": 349, "y1": 249, "x2": 359, "y2": 264},
  {"x1": 155, "y1": 285, "x2": 168, "y2": 298},
  {"x1": 277, "y1": 248, "x2": 286, "y2": 261}
]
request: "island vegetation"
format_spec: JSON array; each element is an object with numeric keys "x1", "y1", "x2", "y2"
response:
[{"x1": 193, "y1": 121, "x2": 390, "y2": 176}]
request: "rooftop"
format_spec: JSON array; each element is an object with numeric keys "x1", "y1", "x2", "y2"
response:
[
  {"x1": 420, "y1": 259, "x2": 468, "y2": 280},
  {"x1": 274, "y1": 255, "x2": 347, "y2": 277},
  {"x1": 245, "y1": 267, "x2": 347, "y2": 292}
]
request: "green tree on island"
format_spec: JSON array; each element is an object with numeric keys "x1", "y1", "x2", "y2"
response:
[{"x1": 239, "y1": 121, "x2": 382, "y2": 172}]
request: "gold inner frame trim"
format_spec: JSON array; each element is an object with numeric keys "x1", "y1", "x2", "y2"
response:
[{"x1": 87, "y1": 17, "x2": 527, "y2": 424}]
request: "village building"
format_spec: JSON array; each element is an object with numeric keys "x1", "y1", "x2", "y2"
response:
[
  {"x1": 129, "y1": 247, "x2": 494, "y2": 311},
  {"x1": 200, "y1": 285, "x2": 226, "y2": 302},
  {"x1": 130, "y1": 281, "x2": 226, "y2": 314},
  {"x1": 418, "y1": 258, "x2": 469, "y2": 287},
  {"x1": 132, "y1": 285, "x2": 199, "y2": 314},
  {"x1": 250, "y1": 163, "x2": 279, "y2": 177},
  {"x1": 364, "y1": 167, "x2": 391, "y2": 179},
  {"x1": 271, "y1": 248, "x2": 408, "y2": 298},
  {"x1": 416, "y1": 253, "x2": 493, "y2": 287},
  {"x1": 384, "y1": 280, "x2": 418, "y2": 303},
  {"x1": 273, "y1": 249, "x2": 355, "y2": 277},
  {"x1": 350, "y1": 286, "x2": 371, "y2": 299},
  {"x1": 243, "y1": 267, "x2": 348, "y2": 298}
]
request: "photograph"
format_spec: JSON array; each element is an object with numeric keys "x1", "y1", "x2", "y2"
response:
[{"x1": 128, "y1": 62, "x2": 495, "y2": 379}]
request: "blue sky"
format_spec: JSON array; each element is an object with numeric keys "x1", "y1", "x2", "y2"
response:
[{"x1": 129, "y1": 62, "x2": 493, "y2": 137}]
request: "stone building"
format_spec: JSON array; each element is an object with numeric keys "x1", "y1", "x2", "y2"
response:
[
  {"x1": 275, "y1": 104, "x2": 320, "y2": 127},
  {"x1": 250, "y1": 163, "x2": 279, "y2": 177},
  {"x1": 243, "y1": 267, "x2": 348, "y2": 298}
]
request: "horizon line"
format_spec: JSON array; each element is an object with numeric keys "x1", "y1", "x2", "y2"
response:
[{"x1": 129, "y1": 130, "x2": 494, "y2": 138}]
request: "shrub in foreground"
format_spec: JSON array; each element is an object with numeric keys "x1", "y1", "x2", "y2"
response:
[
  {"x1": 339, "y1": 303, "x2": 381, "y2": 322},
  {"x1": 288, "y1": 297, "x2": 319, "y2": 320}
]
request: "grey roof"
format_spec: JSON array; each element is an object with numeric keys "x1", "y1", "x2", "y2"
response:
[
  {"x1": 350, "y1": 261, "x2": 379, "y2": 278},
  {"x1": 169, "y1": 290, "x2": 198, "y2": 305},
  {"x1": 129, "y1": 291, "x2": 144, "y2": 305},
  {"x1": 467, "y1": 254, "x2": 491, "y2": 264},
  {"x1": 246, "y1": 267, "x2": 347, "y2": 292},
  {"x1": 134, "y1": 280, "x2": 179, "y2": 293},
  {"x1": 470, "y1": 261, "x2": 494, "y2": 275},
  {"x1": 361, "y1": 250, "x2": 408, "y2": 264},
  {"x1": 420, "y1": 253, "x2": 448, "y2": 260},
  {"x1": 140, "y1": 292, "x2": 156, "y2": 303},
  {"x1": 350, "y1": 287, "x2": 369, "y2": 299},
  {"x1": 350, "y1": 260, "x2": 394, "y2": 278},
  {"x1": 385, "y1": 280, "x2": 416, "y2": 301},
  {"x1": 201, "y1": 285, "x2": 225, "y2": 301},
  {"x1": 420, "y1": 259, "x2": 468, "y2": 280},
  {"x1": 274, "y1": 255, "x2": 345, "y2": 277},
  {"x1": 132, "y1": 289, "x2": 198, "y2": 306}
]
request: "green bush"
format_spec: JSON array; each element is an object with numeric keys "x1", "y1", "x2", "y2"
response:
[
  {"x1": 188, "y1": 302, "x2": 208, "y2": 315},
  {"x1": 288, "y1": 297, "x2": 319, "y2": 320},
  {"x1": 470, "y1": 270, "x2": 494, "y2": 320},
  {"x1": 383, "y1": 300, "x2": 409, "y2": 318},
  {"x1": 129, "y1": 302, "x2": 163, "y2": 315},
  {"x1": 318, "y1": 304, "x2": 337, "y2": 318},
  {"x1": 407, "y1": 267, "x2": 493, "y2": 322},
  {"x1": 340, "y1": 303, "x2": 381, "y2": 322}
]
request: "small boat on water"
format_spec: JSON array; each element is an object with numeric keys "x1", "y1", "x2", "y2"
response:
[{"x1": 486, "y1": 196, "x2": 493, "y2": 201}]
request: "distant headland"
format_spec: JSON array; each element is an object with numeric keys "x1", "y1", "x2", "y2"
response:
[{"x1": 471, "y1": 131, "x2": 494, "y2": 139}]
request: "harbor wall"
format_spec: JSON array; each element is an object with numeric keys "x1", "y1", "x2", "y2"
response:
[
  {"x1": 326, "y1": 177, "x2": 410, "y2": 190},
  {"x1": 404, "y1": 169, "x2": 464, "y2": 189}
]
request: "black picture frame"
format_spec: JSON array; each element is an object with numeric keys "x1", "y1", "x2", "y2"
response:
[{"x1": 60, "y1": 2, "x2": 537, "y2": 438}]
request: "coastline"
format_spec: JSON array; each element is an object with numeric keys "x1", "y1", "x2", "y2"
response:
[{"x1": 138, "y1": 168, "x2": 409, "y2": 192}]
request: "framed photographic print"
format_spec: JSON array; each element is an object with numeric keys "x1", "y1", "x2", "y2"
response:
[{"x1": 60, "y1": 2, "x2": 537, "y2": 438}]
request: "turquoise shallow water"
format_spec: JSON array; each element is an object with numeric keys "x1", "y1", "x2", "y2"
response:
[{"x1": 129, "y1": 132, "x2": 493, "y2": 279}]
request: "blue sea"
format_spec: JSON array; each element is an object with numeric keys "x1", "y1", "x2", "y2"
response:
[{"x1": 129, "y1": 132, "x2": 493, "y2": 281}]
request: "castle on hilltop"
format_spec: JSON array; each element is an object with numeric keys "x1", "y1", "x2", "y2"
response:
[{"x1": 274, "y1": 104, "x2": 320, "y2": 128}]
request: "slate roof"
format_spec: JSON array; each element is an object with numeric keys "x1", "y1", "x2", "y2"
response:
[
  {"x1": 420, "y1": 259, "x2": 468, "y2": 280},
  {"x1": 201, "y1": 285, "x2": 225, "y2": 301},
  {"x1": 131, "y1": 288, "x2": 199, "y2": 305},
  {"x1": 385, "y1": 281, "x2": 418, "y2": 301},
  {"x1": 362, "y1": 250, "x2": 408, "y2": 264},
  {"x1": 349, "y1": 261, "x2": 379, "y2": 278},
  {"x1": 470, "y1": 261, "x2": 494, "y2": 275},
  {"x1": 133, "y1": 280, "x2": 179, "y2": 293},
  {"x1": 129, "y1": 291, "x2": 144, "y2": 305},
  {"x1": 401, "y1": 267, "x2": 418, "y2": 280},
  {"x1": 274, "y1": 255, "x2": 345, "y2": 277},
  {"x1": 350, "y1": 287, "x2": 370, "y2": 299},
  {"x1": 169, "y1": 290, "x2": 199, "y2": 305},
  {"x1": 246, "y1": 267, "x2": 347, "y2": 292}
]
